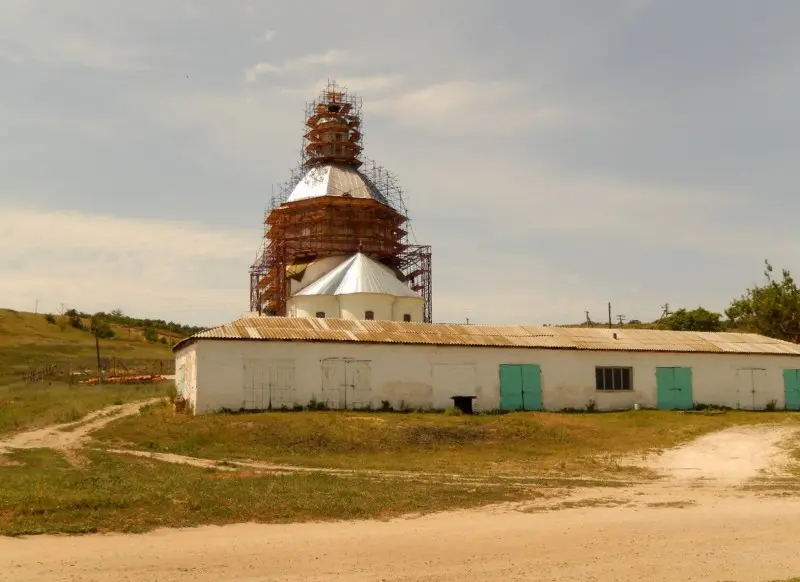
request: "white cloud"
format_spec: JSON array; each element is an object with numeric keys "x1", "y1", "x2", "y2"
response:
[
  {"x1": 0, "y1": 204, "x2": 257, "y2": 326},
  {"x1": 244, "y1": 49, "x2": 349, "y2": 82},
  {"x1": 369, "y1": 80, "x2": 565, "y2": 134},
  {"x1": 258, "y1": 29, "x2": 276, "y2": 43}
]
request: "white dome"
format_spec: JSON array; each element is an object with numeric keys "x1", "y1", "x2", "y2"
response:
[
  {"x1": 293, "y1": 253, "x2": 420, "y2": 298},
  {"x1": 285, "y1": 164, "x2": 390, "y2": 206}
]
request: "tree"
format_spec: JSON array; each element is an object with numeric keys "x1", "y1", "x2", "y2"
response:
[
  {"x1": 726, "y1": 260, "x2": 800, "y2": 342},
  {"x1": 661, "y1": 307, "x2": 722, "y2": 332},
  {"x1": 64, "y1": 308, "x2": 84, "y2": 330},
  {"x1": 110, "y1": 308, "x2": 124, "y2": 317},
  {"x1": 143, "y1": 327, "x2": 159, "y2": 343},
  {"x1": 90, "y1": 313, "x2": 115, "y2": 339}
]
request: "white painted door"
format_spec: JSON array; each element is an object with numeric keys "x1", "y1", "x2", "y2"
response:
[
  {"x1": 736, "y1": 368, "x2": 768, "y2": 410},
  {"x1": 320, "y1": 359, "x2": 372, "y2": 409},
  {"x1": 243, "y1": 358, "x2": 296, "y2": 411},
  {"x1": 271, "y1": 360, "x2": 296, "y2": 410},
  {"x1": 242, "y1": 357, "x2": 268, "y2": 410},
  {"x1": 348, "y1": 360, "x2": 372, "y2": 409},
  {"x1": 321, "y1": 359, "x2": 346, "y2": 409}
]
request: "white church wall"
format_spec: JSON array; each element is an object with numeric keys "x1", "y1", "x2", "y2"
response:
[
  {"x1": 338, "y1": 293, "x2": 394, "y2": 321},
  {"x1": 287, "y1": 295, "x2": 340, "y2": 319},
  {"x1": 392, "y1": 297, "x2": 424, "y2": 322}
]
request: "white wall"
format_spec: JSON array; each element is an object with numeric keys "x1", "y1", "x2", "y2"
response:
[
  {"x1": 392, "y1": 297, "x2": 424, "y2": 322},
  {"x1": 176, "y1": 339, "x2": 800, "y2": 415},
  {"x1": 174, "y1": 344, "x2": 198, "y2": 408},
  {"x1": 287, "y1": 293, "x2": 424, "y2": 322},
  {"x1": 287, "y1": 295, "x2": 340, "y2": 318},
  {"x1": 339, "y1": 294, "x2": 393, "y2": 321}
]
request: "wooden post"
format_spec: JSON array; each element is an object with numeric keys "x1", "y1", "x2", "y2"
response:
[{"x1": 95, "y1": 333, "x2": 102, "y2": 385}]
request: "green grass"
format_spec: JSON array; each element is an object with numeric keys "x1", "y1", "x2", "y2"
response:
[
  {"x1": 0, "y1": 308, "x2": 172, "y2": 382},
  {"x1": 0, "y1": 448, "x2": 543, "y2": 536},
  {"x1": 93, "y1": 406, "x2": 800, "y2": 477},
  {"x1": 0, "y1": 381, "x2": 172, "y2": 436}
]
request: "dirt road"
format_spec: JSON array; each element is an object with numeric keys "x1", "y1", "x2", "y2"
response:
[
  {"x1": 0, "y1": 399, "x2": 161, "y2": 454},
  {"x1": 0, "y1": 413, "x2": 798, "y2": 581}
]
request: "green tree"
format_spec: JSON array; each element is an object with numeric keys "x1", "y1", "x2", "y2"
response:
[
  {"x1": 90, "y1": 313, "x2": 115, "y2": 339},
  {"x1": 726, "y1": 260, "x2": 800, "y2": 342},
  {"x1": 661, "y1": 307, "x2": 722, "y2": 332},
  {"x1": 143, "y1": 327, "x2": 159, "y2": 343}
]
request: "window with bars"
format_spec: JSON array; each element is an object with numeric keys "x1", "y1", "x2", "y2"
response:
[
  {"x1": 364, "y1": 310, "x2": 374, "y2": 320},
  {"x1": 595, "y1": 367, "x2": 633, "y2": 391},
  {"x1": 403, "y1": 314, "x2": 411, "y2": 322},
  {"x1": 315, "y1": 312, "x2": 325, "y2": 318}
]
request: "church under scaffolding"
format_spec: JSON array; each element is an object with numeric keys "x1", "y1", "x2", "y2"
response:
[{"x1": 248, "y1": 82, "x2": 432, "y2": 322}]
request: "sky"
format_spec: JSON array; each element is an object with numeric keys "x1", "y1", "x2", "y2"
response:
[{"x1": 1, "y1": 0, "x2": 800, "y2": 327}]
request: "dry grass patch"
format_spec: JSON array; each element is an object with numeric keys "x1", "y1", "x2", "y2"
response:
[{"x1": 94, "y1": 405, "x2": 800, "y2": 478}]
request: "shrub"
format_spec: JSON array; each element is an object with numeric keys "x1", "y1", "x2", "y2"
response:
[{"x1": 43, "y1": 313, "x2": 56, "y2": 324}]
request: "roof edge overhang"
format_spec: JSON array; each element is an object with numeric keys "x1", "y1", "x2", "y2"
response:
[{"x1": 172, "y1": 334, "x2": 800, "y2": 357}]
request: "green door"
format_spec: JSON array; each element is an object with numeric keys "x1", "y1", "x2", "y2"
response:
[
  {"x1": 499, "y1": 364, "x2": 542, "y2": 411},
  {"x1": 656, "y1": 367, "x2": 694, "y2": 410},
  {"x1": 500, "y1": 365, "x2": 524, "y2": 411},
  {"x1": 783, "y1": 369, "x2": 800, "y2": 411},
  {"x1": 521, "y1": 364, "x2": 543, "y2": 410}
]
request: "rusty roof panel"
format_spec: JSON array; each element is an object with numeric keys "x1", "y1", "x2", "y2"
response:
[{"x1": 175, "y1": 317, "x2": 800, "y2": 356}]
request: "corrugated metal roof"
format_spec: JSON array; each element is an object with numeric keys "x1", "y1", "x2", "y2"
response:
[
  {"x1": 294, "y1": 253, "x2": 422, "y2": 298},
  {"x1": 285, "y1": 164, "x2": 390, "y2": 206},
  {"x1": 174, "y1": 318, "x2": 800, "y2": 356}
]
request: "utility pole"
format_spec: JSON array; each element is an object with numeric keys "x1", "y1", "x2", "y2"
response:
[
  {"x1": 607, "y1": 302, "x2": 612, "y2": 329},
  {"x1": 616, "y1": 314, "x2": 626, "y2": 327},
  {"x1": 95, "y1": 333, "x2": 102, "y2": 385},
  {"x1": 584, "y1": 310, "x2": 592, "y2": 327},
  {"x1": 60, "y1": 303, "x2": 66, "y2": 315},
  {"x1": 34, "y1": 299, "x2": 38, "y2": 314}
]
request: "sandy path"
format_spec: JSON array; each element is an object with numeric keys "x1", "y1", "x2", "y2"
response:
[
  {"x1": 643, "y1": 424, "x2": 797, "y2": 483},
  {"x1": 0, "y1": 398, "x2": 162, "y2": 454},
  {"x1": 1, "y1": 495, "x2": 799, "y2": 582},
  {"x1": 0, "y1": 419, "x2": 797, "y2": 581}
]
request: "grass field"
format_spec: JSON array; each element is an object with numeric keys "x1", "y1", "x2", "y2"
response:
[
  {"x1": 94, "y1": 404, "x2": 800, "y2": 477},
  {"x1": 0, "y1": 308, "x2": 173, "y2": 382},
  {"x1": 1, "y1": 397, "x2": 799, "y2": 535},
  {"x1": 0, "y1": 380, "x2": 173, "y2": 436},
  {"x1": 0, "y1": 447, "x2": 552, "y2": 536}
]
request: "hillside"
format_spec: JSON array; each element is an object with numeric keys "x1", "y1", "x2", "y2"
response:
[{"x1": 0, "y1": 309, "x2": 183, "y2": 383}]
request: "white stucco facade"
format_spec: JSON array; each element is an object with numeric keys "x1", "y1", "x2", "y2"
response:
[
  {"x1": 287, "y1": 293, "x2": 424, "y2": 322},
  {"x1": 174, "y1": 338, "x2": 800, "y2": 415}
]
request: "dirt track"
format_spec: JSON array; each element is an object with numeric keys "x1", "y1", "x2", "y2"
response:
[
  {"x1": 0, "y1": 399, "x2": 161, "y2": 454},
  {"x1": 1, "y1": 407, "x2": 799, "y2": 581}
]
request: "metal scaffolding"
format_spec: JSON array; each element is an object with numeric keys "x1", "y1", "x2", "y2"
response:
[{"x1": 249, "y1": 81, "x2": 433, "y2": 321}]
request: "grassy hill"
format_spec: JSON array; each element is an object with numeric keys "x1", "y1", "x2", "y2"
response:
[{"x1": 0, "y1": 308, "x2": 187, "y2": 383}]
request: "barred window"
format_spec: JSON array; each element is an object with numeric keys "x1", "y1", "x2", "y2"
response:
[
  {"x1": 595, "y1": 367, "x2": 632, "y2": 391},
  {"x1": 315, "y1": 312, "x2": 325, "y2": 318}
]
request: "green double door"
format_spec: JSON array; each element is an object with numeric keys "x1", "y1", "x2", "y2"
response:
[
  {"x1": 499, "y1": 364, "x2": 542, "y2": 411},
  {"x1": 783, "y1": 369, "x2": 800, "y2": 410},
  {"x1": 656, "y1": 367, "x2": 694, "y2": 410}
]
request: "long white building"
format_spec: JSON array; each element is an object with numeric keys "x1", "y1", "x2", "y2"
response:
[{"x1": 173, "y1": 317, "x2": 800, "y2": 414}]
